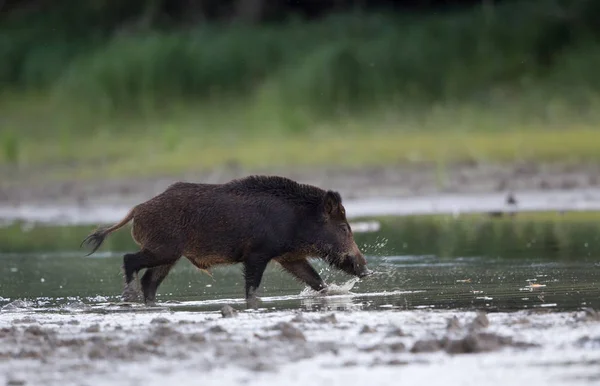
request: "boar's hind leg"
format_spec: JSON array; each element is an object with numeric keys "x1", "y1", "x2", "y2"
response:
[
  {"x1": 243, "y1": 256, "x2": 271, "y2": 309},
  {"x1": 122, "y1": 249, "x2": 179, "y2": 302},
  {"x1": 140, "y1": 262, "x2": 176, "y2": 306},
  {"x1": 278, "y1": 259, "x2": 326, "y2": 292}
]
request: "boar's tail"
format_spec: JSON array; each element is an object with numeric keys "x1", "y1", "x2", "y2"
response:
[{"x1": 80, "y1": 208, "x2": 135, "y2": 256}]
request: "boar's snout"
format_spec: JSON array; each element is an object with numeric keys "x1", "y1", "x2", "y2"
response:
[
  {"x1": 340, "y1": 251, "x2": 372, "y2": 279},
  {"x1": 351, "y1": 255, "x2": 373, "y2": 278}
]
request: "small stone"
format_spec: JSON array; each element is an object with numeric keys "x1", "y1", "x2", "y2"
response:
[
  {"x1": 220, "y1": 305, "x2": 237, "y2": 318},
  {"x1": 150, "y1": 317, "x2": 170, "y2": 324},
  {"x1": 410, "y1": 339, "x2": 443, "y2": 353},
  {"x1": 189, "y1": 333, "x2": 207, "y2": 343},
  {"x1": 67, "y1": 320, "x2": 80, "y2": 325},
  {"x1": 6, "y1": 376, "x2": 26, "y2": 386},
  {"x1": 248, "y1": 362, "x2": 276, "y2": 372},
  {"x1": 275, "y1": 322, "x2": 306, "y2": 341},
  {"x1": 446, "y1": 332, "x2": 510, "y2": 354},
  {"x1": 84, "y1": 324, "x2": 101, "y2": 333},
  {"x1": 386, "y1": 326, "x2": 406, "y2": 337},
  {"x1": 153, "y1": 325, "x2": 176, "y2": 337},
  {"x1": 317, "y1": 314, "x2": 337, "y2": 324},
  {"x1": 389, "y1": 342, "x2": 406, "y2": 352},
  {"x1": 290, "y1": 313, "x2": 305, "y2": 323},
  {"x1": 360, "y1": 325, "x2": 376, "y2": 334},
  {"x1": 207, "y1": 325, "x2": 227, "y2": 334},
  {"x1": 386, "y1": 359, "x2": 409, "y2": 366}
]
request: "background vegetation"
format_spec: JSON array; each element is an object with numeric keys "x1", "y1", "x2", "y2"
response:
[{"x1": 2, "y1": 0, "x2": 600, "y2": 179}]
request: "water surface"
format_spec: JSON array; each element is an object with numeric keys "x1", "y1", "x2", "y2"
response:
[{"x1": 1, "y1": 252, "x2": 598, "y2": 314}]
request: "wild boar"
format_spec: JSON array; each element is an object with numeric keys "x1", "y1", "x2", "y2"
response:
[{"x1": 80, "y1": 175, "x2": 371, "y2": 308}]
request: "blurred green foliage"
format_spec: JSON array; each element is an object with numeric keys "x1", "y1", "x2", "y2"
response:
[{"x1": 2, "y1": 0, "x2": 600, "y2": 117}]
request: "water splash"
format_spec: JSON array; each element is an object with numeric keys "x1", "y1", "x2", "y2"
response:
[
  {"x1": 361, "y1": 236, "x2": 389, "y2": 256},
  {"x1": 299, "y1": 277, "x2": 360, "y2": 297}
]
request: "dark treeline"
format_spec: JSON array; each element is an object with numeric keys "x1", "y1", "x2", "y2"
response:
[
  {"x1": 1, "y1": 1, "x2": 510, "y2": 25},
  {"x1": 3, "y1": 0, "x2": 589, "y2": 29}
]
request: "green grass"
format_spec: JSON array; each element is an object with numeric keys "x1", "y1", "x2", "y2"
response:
[
  {"x1": 2, "y1": 1, "x2": 600, "y2": 179},
  {"x1": 2, "y1": 92, "x2": 600, "y2": 182}
]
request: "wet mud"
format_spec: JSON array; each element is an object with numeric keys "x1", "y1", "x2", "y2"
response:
[{"x1": 1, "y1": 303, "x2": 599, "y2": 386}]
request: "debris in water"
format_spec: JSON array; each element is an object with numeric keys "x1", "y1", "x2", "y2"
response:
[
  {"x1": 456, "y1": 279, "x2": 471, "y2": 283},
  {"x1": 527, "y1": 283, "x2": 546, "y2": 289},
  {"x1": 220, "y1": 305, "x2": 237, "y2": 318}
]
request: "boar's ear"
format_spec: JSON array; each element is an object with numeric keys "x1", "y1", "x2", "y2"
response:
[{"x1": 323, "y1": 190, "x2": 342, "y2": 215}]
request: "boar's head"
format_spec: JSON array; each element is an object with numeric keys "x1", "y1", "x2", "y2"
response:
[{"x1": 304, "y1": 190, "x2": 372, "y2": 278}]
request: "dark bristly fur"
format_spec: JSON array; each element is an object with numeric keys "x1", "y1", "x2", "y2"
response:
[{"x1": 80, "y1": 175, "x2": 371, "y2": 308}]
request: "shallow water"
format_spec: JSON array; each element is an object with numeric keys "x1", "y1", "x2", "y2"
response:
[
  {"x1": 1, "y1": 252, "x2": 598, "y2": 314},
  {"x1": 1, "y1": 209, "x2": 600, "y2": 386}
]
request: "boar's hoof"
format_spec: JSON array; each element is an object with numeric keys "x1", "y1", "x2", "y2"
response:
[
  {"x1": 246, "y1": 296, "x2": 261, "y2": 310},
  {"x1": 122, "y1": 284, "x2": 141, "y2": 303},
  {"x1": 145, "y1": 300, "x2": 158, "y2": 307}
]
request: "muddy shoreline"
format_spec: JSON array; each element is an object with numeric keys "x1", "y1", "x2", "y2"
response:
[
  {"x1": 1, "y1": 161, "x2": 599, "y2": 208},
  {"x1": 1, "y1": 305, "x2": 599, "y2": 386}
]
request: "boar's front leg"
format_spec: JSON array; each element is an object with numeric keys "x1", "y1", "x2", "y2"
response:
[
  {"x1": 243, "y1": 254, "x2": 271, "y2": 309},
  {"x1": 278, "y1": 258, "x2": 326, "y2": 292}
]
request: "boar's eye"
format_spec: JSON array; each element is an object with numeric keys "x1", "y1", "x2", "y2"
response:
[{"x1": 340, "y1": 223, "x2": 350, "y2": 233}]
